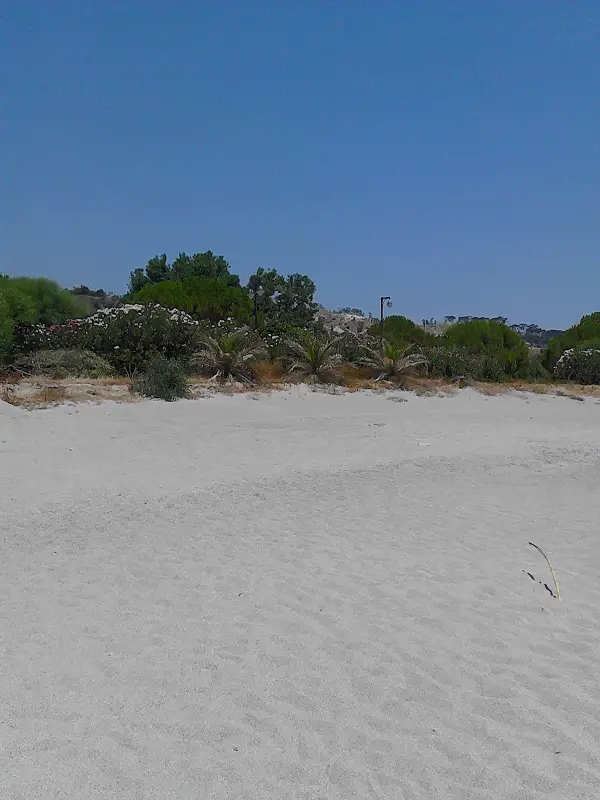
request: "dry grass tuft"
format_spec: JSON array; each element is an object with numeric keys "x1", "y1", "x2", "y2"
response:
[
  {"x1": 252, "y1": 361, "x2": 286, "y2": 384},
  {"x1": 1, "y1": 384, "x2": 68, "y2": 407}
]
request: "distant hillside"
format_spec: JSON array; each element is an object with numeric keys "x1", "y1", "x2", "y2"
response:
[{"x1": 509, "y1": 323, "x2": 564, "y2": 347}]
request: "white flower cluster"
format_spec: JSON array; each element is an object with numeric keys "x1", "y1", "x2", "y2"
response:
[
  {"x1": 555, "y1": 347, "x2": 600, "y2": 369},
  {"x1": 84, "y1": 304, "x2": 199, "y2": 326}
]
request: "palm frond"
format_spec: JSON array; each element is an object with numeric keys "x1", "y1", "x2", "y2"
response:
[
  {"x1": 194, "y1": 327, "x2": 266, "y2": 382},
  {"x1": 357, "y1": 339, "x2": 428, "y2": 381}
]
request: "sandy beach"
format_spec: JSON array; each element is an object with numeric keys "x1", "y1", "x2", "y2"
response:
[{"x1": 1, "y1": 387, "x2": 599, "y2": 799}]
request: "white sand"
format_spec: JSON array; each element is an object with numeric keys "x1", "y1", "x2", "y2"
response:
[{"x1": 1, "y1": 388, "x2": 599, "y2": 799}]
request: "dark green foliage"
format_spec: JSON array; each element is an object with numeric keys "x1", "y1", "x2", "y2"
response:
[
  {"x1": 132, "y1": 356, "x2": 190, "y2": 401},
  {"x1": 522, "y1": 357, "x2": 550, "y2": 382},
  {"x1": 128, "y1": 251, "x2": 240, "y2": 294},
  {"x1": 145, "y1": 254, "x2": 171, "y2": 284},
  {"x1": 427, "y1": 347, "x2": 507, "y2": 382},
  {"x1": 129, "y1": 268, "x2": 149, "y2": 294},
  {"x1": 17, "y1": 349, "x2": 113, "y2": 379},
  {"x1": 247, "y1": 267, "x2": 317, "y2": 327},
  {"x1": 554, "y1": 349, "x2": 600, "y2": 385},
  {"x1": 132, "y1": 277, "x2": 252, "y2": 323},
  {"x1": 442, "y1": 319, "x2": 529, "y2": 377},
  {"x1": 0, "y1": 295, "x2": 15, "y2": 361},
  {"x1": 543, "y1": 313, "x2": 600, "y2": 371},
  {"x1": 368, "y1": 315, "x2": 434, "y2": 346},
  {"x1": 171, "y1": 251, "x2": 239, "y2": 285}
]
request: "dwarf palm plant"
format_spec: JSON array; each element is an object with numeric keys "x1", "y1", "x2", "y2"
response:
[
  {"x1": 286, "y1": 334, "x2": 343, "y2": 382},
  {"x1": 359, "y1": 340, "x2": 428, "y2": 382},
  {"x1": 195, "y1": 328, "x2": 265, "y2": 383}
]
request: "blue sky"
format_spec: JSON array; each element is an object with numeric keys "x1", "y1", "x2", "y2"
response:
[{"x1": 2, "y1": 1, "x2": 597, "y2": 327}]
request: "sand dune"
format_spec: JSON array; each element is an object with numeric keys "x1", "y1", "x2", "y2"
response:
[{"x1": 1, "y1": 388, "x2": 599, "y2": 798}]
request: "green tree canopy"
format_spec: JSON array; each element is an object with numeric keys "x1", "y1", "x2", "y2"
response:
[
  {"x1": 442, "y1": 319, "x2": 529, "y2": 376},
  {"x1": 247, "y1": 267, "x2": 317, "y2": 327},
  {"x1": 171, "y1": 251, "x2": 239, "y2": 285},
  {"x1": 128, "y1": 251, "x2": 240, "y2": 294},
  {"x1": 132, "y1": 276, "x2": 252, "y2": 324}
]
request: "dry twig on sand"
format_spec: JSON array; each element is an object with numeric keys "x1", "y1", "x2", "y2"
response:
[{"x1": 529, "y1": 542, "x2": 561, "y2": 601}]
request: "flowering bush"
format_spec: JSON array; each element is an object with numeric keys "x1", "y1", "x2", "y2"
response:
[
  {"x1": 554, "y1": 348, "x2": 600, "y2": 385},
  {"x1": 15, "y1": 305, "x2": 201, "y2": 374}
]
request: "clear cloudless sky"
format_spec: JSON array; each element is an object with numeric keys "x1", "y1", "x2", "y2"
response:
[{"x1": 2, "y1": 1, "x2": 598, "y2": 327}]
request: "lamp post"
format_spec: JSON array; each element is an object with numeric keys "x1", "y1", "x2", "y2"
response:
[{"x1": 380, "y1": 296, "x2": 392, "y2": 343}]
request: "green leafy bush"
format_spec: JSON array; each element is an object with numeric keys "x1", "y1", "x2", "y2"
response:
[
  {"x1": 0, "y1": 276, "x2": 84, "y2": 324},
  {"x1": 368, "y1": 315, "x2": 434, "y2": 346},
  {"x1": 543, "y1": 312, "x2": 600, "y2": 371},
  {"x1": 427, "y1": 347, "x2": 506, "y2": 381},
  {"x1": 0, "y1": 295, "x2": 16, "y2": 361},
  {"x1": 0, "y1": 276, "x2": 85, "y2": 363},
  {"x1": 132, "y1": 276, "x2": 253, "y2": 324},
  {"x1": 554, "y1": 349, "x2": 600, "y2": 385},
  {"x1": 522, "y1": 357, "x2": 550, "y2": 382},
  {"x1": 442, "y1": 319, "x2": 529, "y2": 377},
  {"x1": 132, "y1": 356, "x2": 190, "y2": 401}
]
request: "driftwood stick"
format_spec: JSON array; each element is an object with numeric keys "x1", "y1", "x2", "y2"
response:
[{"x1": 529, "y1": 542, "x2": 561, "y2": 601}]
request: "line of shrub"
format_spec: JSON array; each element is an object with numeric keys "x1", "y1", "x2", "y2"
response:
[{"x1": 3, "y1": 275, "x2": 600, "y2": 395}]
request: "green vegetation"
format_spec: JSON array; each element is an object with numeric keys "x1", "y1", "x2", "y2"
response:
[
  {"x1": 554, "y1": 349, "x2": 600, "y2": 385},
  {"x1": 0, "y1": 276, "x2": 85, "y2": 362},
  {"x1": 132, "y1": 276, "x2": 253, "y2": 324},
  {"x1": 359, "y1": 341, "x2": 428, "y2": 382},
  {"x1": 193, "y1": 329, "x2": 265, "y2": 383},
  {"x1": 132, "y1": 356, "x2": 190, "y2": 401},
  {"x1": 427, "y1": 348, "x2": 506, "y2": 382},
  {"x1": 248, "y1": 267, "x2": 317, "y2": 328},
  {"x1": 369, "y1": 315, "x2": 433, "y2": 346},
  {"x1": 128, "y1": 251, "x2": 241, "y2": 294},
  {"x1": 441, "y1": 319, "x2": 529, "y2": 377},
  {"x1": 2, "y1": 253, "x2": 599, "y2": 391},
  {"x1": 286, "y1": 334, "x2": 342, "y2": 382},
  {"x1": 543, "y1": 313, "x2": 600, "y2": 371}
]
